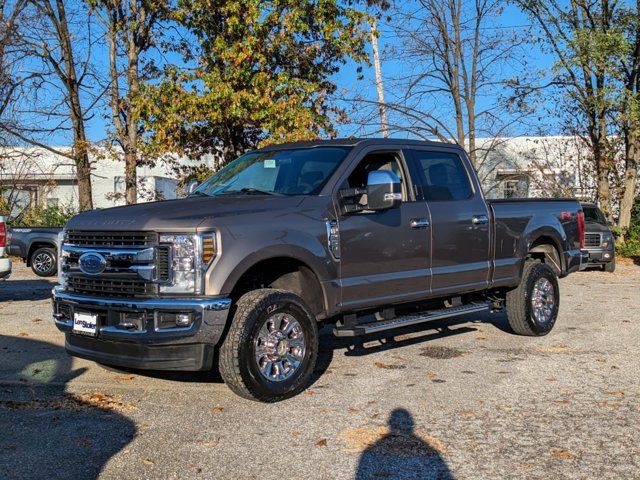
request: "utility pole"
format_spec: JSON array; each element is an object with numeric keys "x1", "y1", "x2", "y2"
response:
[{"x1": 370, "y1": 18, "x2": 388, "y2": 138}]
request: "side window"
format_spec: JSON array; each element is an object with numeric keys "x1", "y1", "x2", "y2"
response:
[
  {"x1": 410, "y1": 150, "x2": 472, "y2": 201},
  {"x1": 343, "y1": 151, "x2": 407, "y2": 200}
]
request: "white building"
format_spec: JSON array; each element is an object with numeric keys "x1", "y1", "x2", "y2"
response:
[
  {"x1": 0, "y1": 147, "x2": 218, "y2": 215},
  {"x1": 0, "y1": 137, "x2": 594, "y2": 215}
]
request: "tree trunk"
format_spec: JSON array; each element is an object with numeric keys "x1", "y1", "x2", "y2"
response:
[{"x1": 619, "y1": 131, "x2": 639, "y2": 230}]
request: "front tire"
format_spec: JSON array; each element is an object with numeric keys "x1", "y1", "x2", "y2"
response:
[
  {"x1": 219, "y1": 289, "x2": 319, "y2": 402},
  {"x1": 30, "y1": 247, "x2": 57, "y2": 277},
  {"x1": 604, "y1": 257, "x2": 616, "y2": 273},
  {"x1": 506, "y1": 261, "x2": 559, "y2": 336}
]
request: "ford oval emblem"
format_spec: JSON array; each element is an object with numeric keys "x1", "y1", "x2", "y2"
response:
[{"x1": 78, "y1": 252, "x2": 108, "y2": 275}]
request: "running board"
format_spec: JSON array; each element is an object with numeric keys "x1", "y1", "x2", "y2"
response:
[{"x1": 333, "y1": 303, "x2": 491, "y2": 337}]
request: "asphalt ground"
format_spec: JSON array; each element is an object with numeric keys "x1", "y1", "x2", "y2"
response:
[{"x1": 0, "y1": 260, "x2": 639, "y2": 480}]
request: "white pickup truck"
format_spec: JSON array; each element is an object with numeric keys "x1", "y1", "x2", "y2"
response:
[{"x1": 0, "y1": 216, "x2": 11, "y2": 280}]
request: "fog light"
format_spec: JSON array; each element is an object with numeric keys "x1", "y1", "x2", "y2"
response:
[
  {"x1": 175, "y1": 313, "x2": 191, "y2": 327},
  {"x1": 604, "y1": 253, "x2": 611, "y2": 259}
]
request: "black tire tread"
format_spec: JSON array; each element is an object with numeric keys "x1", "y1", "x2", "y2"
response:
[
  {"x1": 30, "y1": 247, "x2": 57, "y2": 277},
  {"x1": 506, "y1": 260, "x2": 558, "y2": 336},
  {"x1": 219, "y1": 288, "x2": 317, "y2": 402},
  {"x1": 604, "y1": 257, "x2": 616, "y2": 272}
]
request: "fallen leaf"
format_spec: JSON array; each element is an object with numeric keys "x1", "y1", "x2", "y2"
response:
[
  {"x1": 606, "y1": 390, "x2": 625, "y2": 396},
  {"x1": 305, "y1": 389, "x2": 319, "y2": 395},
  {"x1": 553, "y1": 399, "x2": 570, "y2": 404},
  {"x1": 496, "y1": 405, "x2": 512, "y2": 411},
  {"x1": 202, "y1": 440, "x2": 220, "y2": 447},
  {"x1": 476, "y1": 336, "x2": 487, "y2": 341},
  {"x1": 425, "y1": 371, "x2": 437, "y2": 378},
  {"x1": 551, "y1": 449, "x2": 575, "y2": 460},
  {"x1": 349, "y1": 407, "x2": 361, "y2": 413},
  {"x1": 117, "y1": 375, "x2": 135, "y2": 381},
  {"x1": 211, "y1": 405, "x2": 224, "y2": 413},
  {"x1": 31, "y1": 318, "x2": 43, "y2": 323},
  {"x1": 316, "y1": 439, "x2": 328, "y2": 447},
  {"x1": 17, "y1": 332, "x2": 28, "y2": 337},
  {"x1": 519, "y1": 463, "x2": 533, "y2": 470},
  {"x1": 545, "y1": 378, "x2": 559, "y2": 382},
  {"x1": 458, "y1": 409, "x2": 475, "y2": 417},
  {"x1": 596, "y1": 401, "x2": 621, "y2": 408},
  {"x1": 291, "y1": 431, "x2": 301, "y2": 436},
  {"x1": 143, "y1": 459, "x2": 154, "y2": 465},
  {"x1": 374, "y1": 362, "x2": 405, "y2": 370}
]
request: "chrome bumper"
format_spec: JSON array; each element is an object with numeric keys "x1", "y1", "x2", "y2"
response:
[{"x1": 52, "y1": 286, "x2": 232, "y2": 370}]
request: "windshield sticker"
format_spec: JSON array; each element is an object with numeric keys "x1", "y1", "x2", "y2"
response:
[{"x1": 264, "y1": 159, "x2": 276, "y2": 169}]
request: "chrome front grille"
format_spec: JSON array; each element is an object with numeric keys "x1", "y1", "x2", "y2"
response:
[
  {"x1": 67, "y1": 231, "x2": 158, "y2": 248},
  {"x1": 67, "y1": 275, "x2": 157, "y2": 298},
  {"x1": 584, "y1": 233, "x2": 601, "y2": 248},
  {"x1": 62, "y1": 231, "x2": 170, "y2": 298}
]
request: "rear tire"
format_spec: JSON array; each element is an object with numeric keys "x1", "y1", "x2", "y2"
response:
[
  {"x1": 30, "y1": 247, "x2": 57, "y2": 277},
  {"x1": 506, "y1": 261, "x2": 559, "y2": 336},
  {"x1": 219, "y1": 289, "x2": 318, "y2": 402},
  {"x1": 604, "y1": 257, "x2": 616, "y2": 273}
]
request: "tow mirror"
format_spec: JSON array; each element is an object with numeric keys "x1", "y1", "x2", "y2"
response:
[
  {"x1": 366, "y1": 170, "x2": 402, "y2": 211},
  {"x1": 186, "y1": 180, "x2": 200, "y2": 195}
]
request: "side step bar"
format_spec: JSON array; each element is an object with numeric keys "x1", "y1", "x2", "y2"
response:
[{"x1": 333, "y1": 303, "x2": 491, "y2": 337}]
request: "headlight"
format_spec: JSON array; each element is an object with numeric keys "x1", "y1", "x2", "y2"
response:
[
  {"x1": 57, "y1": 230, "x2": 68, "y2": 289},
  {"x1": 601, "y1": 233, "x2": 613, "y2": 248},
  {"x1": 159, "y1": 234, "x2": 217, "y2": 295}
]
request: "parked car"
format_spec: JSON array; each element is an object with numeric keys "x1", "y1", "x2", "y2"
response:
[
  {"x1": 52, "y1": 138, "x2": 588, "y2": 402},
  {"x1": 8, "y1": 227, "x2": 62, "y2": 277},
  {"x1": 0, "y1": 216, "x2": 11, "y2": 280},
  {"x1": 580, "y1": 202, "x2": 616, "y2": 272}
]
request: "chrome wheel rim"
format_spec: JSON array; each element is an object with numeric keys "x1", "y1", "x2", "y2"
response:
[
  {"x1": 254, "y1": 312, "x2": 306, "y2": 382},
  {"x1": 33, "y1": 253, "x2": 53, "y2": 273},
  {"x1": 531, "y1": 277, "x2": 555, "y2": 325}
]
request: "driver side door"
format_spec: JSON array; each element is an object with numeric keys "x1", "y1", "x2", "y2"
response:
[{"x1": 334, "y1": 148, "x2": 432, "y2": 311}]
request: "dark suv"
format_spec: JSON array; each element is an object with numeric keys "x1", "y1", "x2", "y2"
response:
[{"x1": 581, "y1": 203, "x2": 615, "y2": 272}]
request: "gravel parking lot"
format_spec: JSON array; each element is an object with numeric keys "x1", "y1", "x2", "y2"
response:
[{"x1": 1, "y1": 261, "x2": 639, "y2": 480}]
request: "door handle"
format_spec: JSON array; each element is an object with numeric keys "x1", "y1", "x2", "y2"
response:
[
  {"x1": 472, "y1": 215, "x2": 489, "y2": 226},
  {"x1": 410, "y1": 218, "x2": 430, "y2": 229}
]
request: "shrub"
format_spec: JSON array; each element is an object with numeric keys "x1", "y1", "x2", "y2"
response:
[
  {"x1": 615, "y1": 196, "x2": 640, "y2": 258},
  {"x1": 11, "y1": 204, "x2": 77, "y2": 228}
]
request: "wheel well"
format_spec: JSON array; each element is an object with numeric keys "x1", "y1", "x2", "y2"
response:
[
  {"x1": 528, "y1": 236, "x2": 561, "y2": 274},
  {"x1": 27, "y1": 242, "x2": 56, "y2": 266},
  {"x1": 230, "y1": 257, "x2": 326, "y2": 319}
]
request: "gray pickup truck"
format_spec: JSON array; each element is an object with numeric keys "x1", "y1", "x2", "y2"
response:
[
  {"x1": 8, "y1": 227, "x2": 61, "y2": 277},
  {"x1": 53, "y1": 139, "x2": 588, "y2": 402}
]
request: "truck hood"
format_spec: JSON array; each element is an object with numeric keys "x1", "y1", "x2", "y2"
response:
[{"x1": 66, "y1": 195, "x2": 306, "y2": 232}]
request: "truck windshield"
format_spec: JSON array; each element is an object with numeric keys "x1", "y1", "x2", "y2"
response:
[
  {"x1": 192, "y1": 147, "x2": 351, "y2": 197},
  {"x1": 583, "y1": 206, "x2": 606, "y2": 223}
]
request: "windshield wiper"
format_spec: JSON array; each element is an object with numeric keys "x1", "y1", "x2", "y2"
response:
[
  {"x1": 189, "y1": 190, "x2": 211, "y2": 197},
  {"x1": 222, "y1": 188, "x2": 284, "y2": 196}
]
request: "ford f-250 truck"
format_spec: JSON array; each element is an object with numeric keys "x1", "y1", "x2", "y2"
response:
[{"x1": 52, "y1": 139, "x2": 588, "y2": 402}]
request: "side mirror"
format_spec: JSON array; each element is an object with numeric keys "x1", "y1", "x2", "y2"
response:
[
  {"x1": 186, "y1": 180, "x2": 200, "y2": 195},
  {"x1": 366, "y1": 170, "x2": 402, "y2": 211}
]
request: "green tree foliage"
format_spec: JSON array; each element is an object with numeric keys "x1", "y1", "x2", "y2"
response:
[
  {"x1": 9, "y1": 204, "x2": 77, "y2": 227},
  {"x1": 139, "y1": 0, "x2": 372, "y2": 167}
]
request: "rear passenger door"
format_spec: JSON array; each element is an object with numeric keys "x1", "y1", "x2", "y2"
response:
[{"x1": 406, "y1": 148, "x2": 491, "y2": 296}]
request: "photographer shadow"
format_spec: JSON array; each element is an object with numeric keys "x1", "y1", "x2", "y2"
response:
[{"x1": 355, "y1": 408, "x2": 453, "y2": 480}]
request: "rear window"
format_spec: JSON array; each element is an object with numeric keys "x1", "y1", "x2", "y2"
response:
[{"x1": 409, "y1": 150, "x2": 472, "y2": 201}]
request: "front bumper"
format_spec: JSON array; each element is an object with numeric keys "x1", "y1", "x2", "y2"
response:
[
  {"x1": 584, "y1": 247, "x2": 615, "y2": 265},
  {"x1": 52, "y1": 287, "x2": 231, "y2": 371}
]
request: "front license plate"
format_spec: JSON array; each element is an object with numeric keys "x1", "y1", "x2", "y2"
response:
[{"x1": 73, "y1": 312, "x2": 98, "y2": 336}]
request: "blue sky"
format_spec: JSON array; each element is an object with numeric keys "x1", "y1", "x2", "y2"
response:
[{"x1": 42, "y1": 2, "x2": 557, "y2": 147}]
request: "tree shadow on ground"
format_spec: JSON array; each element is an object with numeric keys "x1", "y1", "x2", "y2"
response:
[
  {"x1": 0, "y1": 335, "x2": 136, "y2": 480},
  {"x1": 0, "y1": 278, "x2": 56, "y2": 301},
  {"x1": 355, "y1": 408, "x2": 453, "y2": 480}
]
